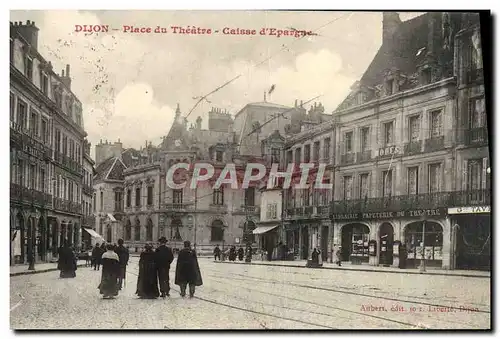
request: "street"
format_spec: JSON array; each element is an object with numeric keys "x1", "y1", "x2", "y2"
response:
[{"x1": 10, "y1": 258, "x2": 490, "y2": 330}]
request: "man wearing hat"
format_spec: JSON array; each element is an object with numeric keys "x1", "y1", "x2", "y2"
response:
[
  {"x1": 175, "y1": 241, "x2": 203, "y2": 298},
  {"x1": 155, "y1": 236, "x2": 174, "y2": 298}
]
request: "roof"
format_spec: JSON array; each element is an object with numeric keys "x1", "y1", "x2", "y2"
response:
[
  {"x1": 94, "y1": 156, "x2": 127, "y2": 181},
  {"x1": 94, "y1": 157, "x2": 116, "y2": 181}
]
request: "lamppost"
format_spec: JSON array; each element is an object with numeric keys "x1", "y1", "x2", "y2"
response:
[{"x1": 418, "y1": 216, "x2": 426, "y2": 273}]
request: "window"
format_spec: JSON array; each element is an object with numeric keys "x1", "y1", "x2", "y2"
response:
[
  {"x1": 244, "y1": 187, "x2": 255, "y2": 206},
  {"x1": 100, "y1": 191, "x2": 103, "y2": 211},
  {"x1": 467, "y1": 159, "x2": 482, "y2": 191},
  {"x1": 428, "y1": 164, "x2": 441, "y2": 194},
  {"x1": 313, "y1": 141, "x2": 320, "y2": 161},
  {"x1": 126, "y1": 189, "x2": 131, "y2": 207},
  {"x1": 430, "y1": 109, "x2": 443, "y2": 138},
  {"x1": 29, "y1": 110, "x2": 39, "y2": 137},
  {"x1": 271, "y1": 148, "x2": 280, "y2": 163},
  {"x1": 286, "y1": 150, "x2": 293, "y2": 164},
  {"x1": 41, "y1": 119, "x2": 48, "y2": 143},
  {"x1": 215, "y1": 150, "x2": 223, "y2": 162},
  {"x1": 359, "y1": 173, "x2": 369, "y2": 199},
  {"x1": 294, "y1": 148, "x2": 301, "y2": 164},
  {"x1": 135, "y1": 187, "x2": 141, "y2": 206},
  {"x1": 62, "y1": 135, "x2": 68, "y2": 155},
  {"x1": 40, "y1": 170, "x2": 45, "y2": 192},
  {"x1": 211, "y1": 220, "x2": 224, "y2": 242},
  {"x1": 266, "y1": 203, "x2": 278, "y2": 220},
  {"x1": 114, "y1": 191, "x2": 123, "y2": 212},
  {"x1": 386, "y1": 79, "x2": 394, "y2": 95},
  {"x1": 409, "y1": 115, "x2": 421, "y2": 142},
  {"x1": 146, "y1": 219, "x2": 153, "y2": 241},
  {"x1": 55, "y1": 129, "x2": 61, "y2": 153},
  {"x1": 17, "y1": 100, "x2": 27, "y2": 130},
  {"x1": 303, "y1": 188, "x2": 310, "y2": 206},
  {"x1": 135, "y1": 219, "x2": 141, "y2": 241},
  {"x1": 343, "y1": 176, "x2": 353, "y2": 200},
  {"x1": 25, "y1": 56, "x2": 33, "y2": 80},
  {"x1": 212, "y1": 187, "x2": 224, "y2": 205},
  {"x1": 470, "y1": 97, "x2": 486, "y2": 129},
  {"x1": 173, "y1": 189, "x2": 183, "y2": 204},
  {"x1": 344, "y1": 131, "x2": 353, "y2": 153},
  {"x1": 10, "y1": 93, "x2": 15, "y2": 122},
  {"x1": 147, "y1": 186, "x2": 153, "y2": 206},
  {"x1": 323, "y1": 138, "x2": 331, "y2": 161},
  {"x1": 30, "y1": 165, "x2": 36, "y2": 189},
  {"x1": 41, "y1": 72, "x2": 48, "y2": 94},
  {"x1": 383, "y1": 122, "x2": 394, "y2": 145},
  {"x1": 304, "y1": 144, "x2": 311, "y2": 162},
  {"x1": 382, "y1": 170, "x2": 393, "y2": 198},
  {"x1": 93, "y1": 194, "x2": 96, "y2": 211},
  {"x1": 360, "y1": 128, "x2": 370, "y2": 152},
  {"x1": 407, "y1": 167, "x2": 419, "y2": 195}
]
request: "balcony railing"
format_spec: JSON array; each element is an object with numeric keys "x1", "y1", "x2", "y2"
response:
[
  {"x1": 404, "y1": 140, "x2": 422, "y2": 155},
  {"x1": 164, "y1": 203, "x2": 193, "y2": 211},
  {"x1": 340, "y1": 153, "x2": 355, "y2": 165},
  {"x1": 424, "y1": 136, "x2": 445, "y2": 153},
  {"x1": 53, "y1": 197, "x2": 82, "y2": 214},
  {"x1": 356, "y1": 150, "x2": 372, "y2": 163},
  {"x1": 331, "y1": 190, "x2": 491, "y2": 214},
  {"x1": 465, "y1": 127, "x2": 488, "y2": 146},
  {"x1": 10, "y1": 183, "x2": 52, "y2": 206},
  {"x1": 236, "y1": 205, "x2": 260, "y2": 214}
]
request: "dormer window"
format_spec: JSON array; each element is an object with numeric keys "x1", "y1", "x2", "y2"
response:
[
  {"x1": 421, "y1": 68, "x2": 431, "y2": 85},
  {"x1": 385, "y1": 79, "x2": 394, "y2": 95}
]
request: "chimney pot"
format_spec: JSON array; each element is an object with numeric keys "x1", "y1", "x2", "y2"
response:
[
  {"x1": 27, "y1": 20, "x2": 31, "y2": 25},
  {"x1": 66, "y1": 64, "x2": 70, "y2": 78}
]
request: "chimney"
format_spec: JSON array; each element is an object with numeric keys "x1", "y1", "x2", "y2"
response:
[
  {"x1": 14, "y1": 20, "x2": 39, "y2": 50},
  {"x1": 382, "y1": 12, "x2": 402, "y2": 45},
  {"x1": 61, "y1": 64, "x2": 72, "y2": 89},
  {"x1": 294, "y1": 99, "x2": 298, "y2": 107}
]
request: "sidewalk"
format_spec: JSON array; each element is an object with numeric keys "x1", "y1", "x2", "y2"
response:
[
  {"x1": 216, "y1": 259, "x2": 491, "y2": 278},
  {"x1": 10, "y1": 260, "x2": 88, "y2": 277}
]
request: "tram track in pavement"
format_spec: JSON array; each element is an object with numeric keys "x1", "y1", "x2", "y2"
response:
[{"x1": 201, "y1": 267, "x2": 490, "y2": 313}]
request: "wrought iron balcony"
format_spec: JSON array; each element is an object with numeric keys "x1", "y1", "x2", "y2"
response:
[
  {"x1": 54, "y1": 197, "x2": 82, "y2": 214},
  {"x1": 331, "y1": 189, "x2": 491, "y2": 215},
  {"x1": 404, "y1": 140, "x2": 422, "y2": 155},
  {"x1": 315, "y1": 205, "x2": 329, "y2": 216},
  {"x1": 340, "y1": 153, "x2": 355, "y2": 165},
  {"x1": 465, "y1": 127, "x2": 488, "y2": 146},
  {"x1": 424, "y1": 136, "x2": 445, "y2": 153},
  {"x1": 10, "y1": 183, "x2": 52, "y2": 206},
  {"x1": 356, "y1": 150, "x2": 372, "y2": 163},
  {"x1": 164, "y1": 203, "x2": 193, "y2": 211}
]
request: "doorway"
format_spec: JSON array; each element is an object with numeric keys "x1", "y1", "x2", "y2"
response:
[
  {"x1": 321, "y1": 226, "x2": 329, "y2": 261},
  {"x1": 301, "y1": 226, "x2": 309, "y2": 259},
  {"x1": 379, "y1": 222, "x2": 394, "y2": 266}
]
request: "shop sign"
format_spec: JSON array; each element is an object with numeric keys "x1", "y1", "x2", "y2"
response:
[
  {"x1": 332, "y1": 208, "x2": 447, "y2": 221},
  {"x1": 447, "y1": 206, "x2": 490, "y2": 214}
]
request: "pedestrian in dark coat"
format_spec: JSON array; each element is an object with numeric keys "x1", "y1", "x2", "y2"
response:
[
  {"x1": 58, "y1": 242, "x2": 77, "y2": 278},
  {"x1": 92, "y1": 243, "x2": 101, "y2": 270},
  {"x1": 114, "y1": 239, "x2": 129, "y2": 290},
  {"x1": 155, "y1": 237, "x2": 174, "y2": 298},
  {"x1": 213, "y1": 245, "x2": 221, "y2": 261},
  {"x1": 136, "y1": 243, "x2": 160, "y2": 299},
  {"x1": 99, "y1": 243, "x2": 106, "y2": 268},
  {"x1": 237, "y1": 247, "x2": 244, "y2": 261},
  {"x1": 229, "y1": 246, "x2": 237, "y2": 261},
  {"x1": 175, "y1": 241, "x2": 202, "y2": 298},
  {"x1": 98, "y1": 244, "x2": 120, "y2": 299}
]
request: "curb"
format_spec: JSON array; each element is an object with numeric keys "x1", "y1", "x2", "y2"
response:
[
  {"x1": 10, "y1": 263, "x2": 88, "y2": 277},
  {"x1": 216, "y1": 261, "x2": 490, "y2": 279}
]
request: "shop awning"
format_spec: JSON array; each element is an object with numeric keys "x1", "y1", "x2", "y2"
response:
[
  {"x1": 252, "y1": 225, "x2": 279, "y2": 235},
  {"x1": 107, "y1": 213, "x2": 117, "y2": 222},
  {"x1": 83, "y1": 228, "x2": 104, "y2": 240}
]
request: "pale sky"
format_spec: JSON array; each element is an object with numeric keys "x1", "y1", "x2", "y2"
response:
[{"x1": 10, "y1": 10, "x2": 424, "y2": 157}]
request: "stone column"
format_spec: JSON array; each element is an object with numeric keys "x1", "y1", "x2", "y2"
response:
[
  {"x1": 298, "y1": 225, "x2": 303, "y2": 259},
  {"x1": 441, "y1": 217, "x2": 452, "y2": 270}
]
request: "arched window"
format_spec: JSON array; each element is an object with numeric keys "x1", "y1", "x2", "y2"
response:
[
  {"x1": 125, "y1": 220, "x2": 132, "y2": 241},
  {"x1": 146, "y1": 218, "x2": 153, "y2": 241},
  {"x1": 211, "y1": 220, "x2": 224, "y2": 242},
  {"x1": 134, "y1": 218, "x2": 141, "y2": 241}
]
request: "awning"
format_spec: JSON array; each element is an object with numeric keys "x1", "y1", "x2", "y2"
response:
[
  {"x1": 83, "y1": 228, "x2": 104, "y2": 240},
  {"x1": 252, "y1": 225, "x2": 279, "y2": 235},
  {"x1": 107, "y1": 213, "x2": 117, "y2": 222}
]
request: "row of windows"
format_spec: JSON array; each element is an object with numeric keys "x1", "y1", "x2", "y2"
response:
[
  {"x1": 54, "y1": 175, "x2": 80, "y2": 203},
  {"x1": 125, "y1": 186, "x2": 155, "y2": 208},
  {"x1": 11, "y1": 158, "x2": 46, "y2": 193},
  {"x1": 287, "y1": 137, "x2": 331, "y2": 165},
  {"x1": 285, "y1": 187, "x2": 331, "y2": 208}
]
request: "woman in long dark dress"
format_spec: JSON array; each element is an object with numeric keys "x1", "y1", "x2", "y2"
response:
[
  {"x1": 136, "y1": 243, "x2": 160, "y2": 299},
  {"x1": 175, "y1": 241, "x2": 203, "y2": 298},
  {"x1": 58, "y1": 242, "x2": 77, "y2": 278},
  {"x1": 98, "y1": 244, "x2": 120, "y2": 299}
]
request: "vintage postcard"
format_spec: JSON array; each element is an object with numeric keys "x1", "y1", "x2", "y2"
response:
[{"x1": 9, "y1": 9, "x2": 491, "y2": 330}]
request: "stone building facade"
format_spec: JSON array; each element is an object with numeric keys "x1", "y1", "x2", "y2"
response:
[{"x1": 10, "y1": 21, "x2": 89, "y2": 265}]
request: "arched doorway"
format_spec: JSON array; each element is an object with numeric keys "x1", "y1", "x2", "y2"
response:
[
  {"x1": 211, "y1": 220, "x2": 224, "y2": 243},
  {"x1": 171, "y1": 218, "x2": 182, "y2": 241},
  {"x1": 125, "y1": 219, "x2": 132, "y2": 241},
  {"x1": 340, "y1": 223, "x2": 370, "y2": 263},
  {"x1": 404, "y1": 221, "x2": 443, "y2": 268},
  {"x1": 244, "y1": 220, "x2": 256, "y2": 244},
  {"x1": 379, "y1": 222, "x2": 394, "y2": 266},
  {"x1": 134, "y1": 218, "x2": 141, "y2": 241},
  {"x1": 146, "y1": 218, "x2": 153, "y2": 242}
]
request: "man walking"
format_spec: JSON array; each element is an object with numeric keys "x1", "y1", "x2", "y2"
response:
[
  {"x1": 175, "y1": 241, "x2": 203, "y2": 298},
  {"x1": 115, "y1": 239, "x2": 129, "y2": 290},
  {"x1": 155, "y1": 236, "x2": 174, "y2": 298}
]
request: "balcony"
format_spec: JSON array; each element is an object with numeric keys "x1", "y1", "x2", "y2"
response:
[
  {"x1": 424, "y1": 136, "x2": 445, "y2": 153},
  {"x1": 404, "y1": 140, "x2": 422, "y2": 155},
  {"x1": 53, "y1": 198, "x2": 82, "y2": 214},
  {"x1": 465, "y1": 127, "x2": 488, "y2": 147},
  {"x1": 209, "y1": 204, "x2": 228, "y2": 213},
  {"x1": 10, "y1": 183, "x2": 52, "y2": 206},
  {"x1": 467, "y1": 67, "x2": 483, "y2": 84},
  {"x1": 10, "y1": 124, "x2": 53, "y2": 161},
  {"x1": 55, "y1": 152, "x2": 82, "y2": 175},
  {"x1": 315, "y1": 205, "x2": 330, "y2": 216},
  {"x1": 356, "y1": 150, "x2": 372, "y2": 163},
  {"x1": 234, "y1": 205, "x2": 260, "y2": 215},
  {"x1": 331, "y1": 189, "x2": 491, "y2": 215},
  {"x1": 340, "y1": 153, "x2": 355, "y2": 165}
]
